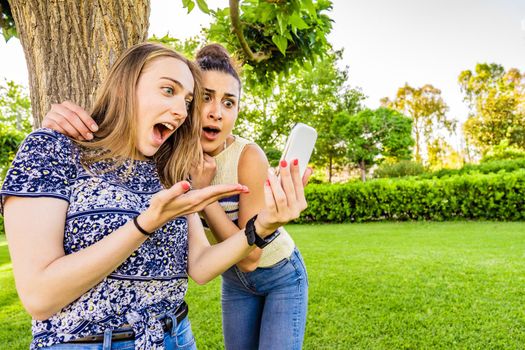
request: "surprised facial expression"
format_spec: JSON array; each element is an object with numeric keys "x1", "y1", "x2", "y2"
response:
[
  {"x1": 135, "y1": 56, "x2": 194, "y2": 158},
  {"x1": 199, "y1": 70, "x2": 240, "y2": 156}
]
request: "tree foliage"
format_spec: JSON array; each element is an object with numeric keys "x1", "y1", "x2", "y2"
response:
[
  {"x1": 234, "y1": 50, "x2": 364, "y2": 181},
  {"x1": 381, "y1": 84, "x2": 455, "y2": 164},
  {"x1": 339, "y1": 107, "x2": 414, "y2": 181},
  {"x1": 3, "y1": 0, "x2": 336, "y2": 126},
  {"x1": 149, "y1": 33, "x2": 203, "y2": 59},
  {"x1": 458, "y1": 63, "x2": 525, "y2": 154},
  {"x1": 202, "y1": 0, "x2": 333, "y2": 85},
  {"x1": 0, "y1": 0, "x2": 16, "y2": 41},
  {"x1": 0, "y1": 80, "x2": 31, "y2": 178}
]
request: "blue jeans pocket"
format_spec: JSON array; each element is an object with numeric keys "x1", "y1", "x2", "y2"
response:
[{"x1": 166, "y1": 316, "x2": 196, "y2": 350}]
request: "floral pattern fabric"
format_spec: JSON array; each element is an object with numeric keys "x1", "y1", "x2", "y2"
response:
[{"x1": 0, "y1": 129, "x2": 188, "y2": 349}]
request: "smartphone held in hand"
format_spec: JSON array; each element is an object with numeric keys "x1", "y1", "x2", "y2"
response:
[{"x1": 280, "y1": 123, "x2": 317, "y2": 177}]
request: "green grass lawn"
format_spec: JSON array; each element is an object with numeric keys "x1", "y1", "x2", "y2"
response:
[{"x1": 1, "y1": 222, "x2": 524, "y2": 349}]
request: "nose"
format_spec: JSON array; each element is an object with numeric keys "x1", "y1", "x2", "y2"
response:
[
  {"x1": 208, "y1": 101, "x2": 222, "y2": 121},
  {"x1": 170, "y1": 96, "x2": 188, "y2": 120}
]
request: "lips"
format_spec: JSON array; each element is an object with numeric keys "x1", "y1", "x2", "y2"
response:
[
  {"x1": 202, "y1": 125, "x2": 221, "y2": 141},
  {"x1": 152, "y1": 122, "x2": 177, "y2": 146}
]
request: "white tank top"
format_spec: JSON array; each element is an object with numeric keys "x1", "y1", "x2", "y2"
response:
[{"x1": 201, "y1": 135, "x2": 295, "y2": 267}]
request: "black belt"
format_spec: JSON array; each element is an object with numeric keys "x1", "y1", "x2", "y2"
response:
[{"x1": 68, "y1": 301, "x2": 189, "y2": 343}]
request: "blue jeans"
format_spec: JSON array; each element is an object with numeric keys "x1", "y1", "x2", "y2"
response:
[
  {"x1": 43, "y1": 315, "x2": 196, "y2": 350},
  {"x1": 221, "y1": 247, "x2": 308, "y2": 350}
]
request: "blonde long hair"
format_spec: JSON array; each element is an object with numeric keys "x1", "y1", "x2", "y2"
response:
[{"x1": 78, "y1": 42, "x2": 203, "y2": 187}]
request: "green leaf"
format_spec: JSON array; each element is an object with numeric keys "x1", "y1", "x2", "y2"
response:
[
  {"x1": 288, "y1": 12, "x2": 309, "y2": 30},
  {"x1": 276, "y1": 12, "x2": 287, "y2": 35},
  {"x1": 272, "y1": 35, "x2": 288, "y2": 55},
  {"x1": 195, "y1": 0, "x2": 210, "y2": 14},
  {"x1": 302, "y1": 0, "x2": 317, "y2": 17},
  {"x1": 1, "y1": 26, "x2": 17, "y2": 42},
  {"x1": 181, "y1": 0, "x2": 195, "y2": 13}
]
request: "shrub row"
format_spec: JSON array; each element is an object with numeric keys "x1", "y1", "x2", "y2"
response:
[
  {"x1": 418, "y1": 158, "x2": 525, "y2": 179},
  {"x1": 299, "y1": 170, "x2": 525, "y2": 222}
]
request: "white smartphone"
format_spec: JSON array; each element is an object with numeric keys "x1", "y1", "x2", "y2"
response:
[{"x1": 279, "y1": 123, "x2": 317, "y2": 177}]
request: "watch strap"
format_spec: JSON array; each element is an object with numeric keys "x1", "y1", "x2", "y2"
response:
[{"x1": 245, "y1": 214, "x2": 281, "y2": 249}]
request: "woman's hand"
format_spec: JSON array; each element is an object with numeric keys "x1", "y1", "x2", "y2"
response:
[
  {"x1": 137, "y1": 181, "x2": 249, "y2": 232},
  {"x1": 42, "y1": 101, "x2": 98, "y2": 141},
  {"x1": 189, "y1": 153, "x2": 217, "y2": 189},
  {"x1": 254, "y1": 159, "x2": 311, "y2": 237}
]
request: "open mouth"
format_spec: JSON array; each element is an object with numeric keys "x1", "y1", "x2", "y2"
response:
[
  {"x1": 202, "y1": 125, "x2": 221, "y2": 140},
  {"x1": 153, "y1": 122, "x2": 176, "y2": 144}
]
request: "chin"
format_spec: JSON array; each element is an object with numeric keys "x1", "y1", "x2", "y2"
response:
[{"x1": 137, "y1": 146, "x2": 159, "y2": 158}]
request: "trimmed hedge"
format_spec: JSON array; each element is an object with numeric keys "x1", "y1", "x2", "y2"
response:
[
  {"x1": 300, "y1": 170, "x2": 525, "y2": 222},
  {"x1": 418, "y1": 159, "x2": 525, "y2": 179}
]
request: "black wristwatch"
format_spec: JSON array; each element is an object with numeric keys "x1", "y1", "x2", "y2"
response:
[{"x1": 245, "y1": 215, "x2": 281, "y2": 249}]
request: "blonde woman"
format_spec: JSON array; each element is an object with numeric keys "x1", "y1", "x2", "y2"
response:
[{"x1": 2, "y1": 42, "x2": 308, "y2": 350}]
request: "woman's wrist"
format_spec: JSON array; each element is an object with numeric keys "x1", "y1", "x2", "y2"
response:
[
  {"x1": 253, "y1": 218, "x2": 276, "y2": 238},
  {"x1": 136, "y1": 210, "x2": 162, "y2": 234}
]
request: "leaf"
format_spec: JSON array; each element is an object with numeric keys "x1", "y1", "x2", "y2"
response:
[
  {"x1": 288, "y1": 12, "x2": 309, "y2": 30},
  {"x1": 302, "y1": 0, "x2": 317, "y2": 16},
  {"x1": 181, "y1": 0, "x2": 195, "y2": 13},
  {"x1": 2, "y1": 26, "x2": 17, "y2": 42},
  {"x1": 272, "y1": 35, "x2": 288, "y2": 56},
  {"x1": 196, "y1": 0, "x2": 210, "y2": 14},
  {"x1": 276, "y1": 12, "x2": 287, "y2": 35}
]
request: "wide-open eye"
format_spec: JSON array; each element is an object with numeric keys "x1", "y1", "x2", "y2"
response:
[
  {"x1": 162, "y1": 87, "x2": 174, "y2": 95},
  {"x1": 223, "y1": 99, "x2": 235, "y2": 108},
  {"x1": 185, "y1": 99, "x2": 193, "y2": 111},
  {"x1": 203, "y1": 93, "x2": 212, "y2": 102}
]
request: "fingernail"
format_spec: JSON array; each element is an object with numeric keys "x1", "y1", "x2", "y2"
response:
[
  {"x1": 293, "y1": 159, "x2": 298, "y2": 166},
  {"x1": 91, "y1": 124, "x2": 99, "y2": 132},
  {"x1": 280, "y1": 160, "x2": 287, "y2": 168},
  {"x1": 86, "y1": 132, "x2": 93, "y2": 140},
  {"x1": 181, "y1": 182, "x2": 191, "y2": 191}
]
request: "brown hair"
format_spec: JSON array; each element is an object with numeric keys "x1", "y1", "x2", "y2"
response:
[
  {"x1": 195, "y1": 43, "x2": 241, "y2": 92},
  {"x1": 78, "y1": 42, "x2": 203, "y2": 187}
]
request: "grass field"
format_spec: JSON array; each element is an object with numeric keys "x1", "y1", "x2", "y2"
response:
[{"x1": 1, "y1": 221, "x2": 524, "y2": 349}]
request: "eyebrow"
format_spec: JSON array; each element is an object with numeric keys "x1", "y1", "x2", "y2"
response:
[
  {"x1": 161, "y1": 77, "x2": 193, "y2": 98},
  {"x1": 204, "y1": 88, "x2": 238, "y2": 99}
]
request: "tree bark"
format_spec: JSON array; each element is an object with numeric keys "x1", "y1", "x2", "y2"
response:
[
  {"x1": 8, "y1": 0, "x2": 150, "y2": 128},
  {"x1": 360, "y1": 160, "x2": 366, "y2": 182}
]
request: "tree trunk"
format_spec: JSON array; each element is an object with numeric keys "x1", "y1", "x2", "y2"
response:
[
  {"x1": 414, "y1": 123, "x2": 422, "y2": 163},
  {"x1": 359, "y1": 160, "x2": 366, "y2": 182},
  {"x1": 328, "y1": 155, "x2": 333, "y2": 183},
  {"x1": 8, "y1": 0, "x2": 150, "y2": 128}
]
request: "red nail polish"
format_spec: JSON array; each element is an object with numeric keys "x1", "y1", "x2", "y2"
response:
[
  {"x1": 293, "y1": 159, "x2": 298, "y2": 166},
  {"x1": 280, "y1": 160, "x2": 287, "y2": 168},
  {"x1": 181, "y1": 182, "x2": 190, "y2": 191}
]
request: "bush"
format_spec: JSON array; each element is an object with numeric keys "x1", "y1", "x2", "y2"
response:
[
  {"x1": 419, "y1": 158, "x2": 525, "y2": 179},
  {"x1": 299, "y1": 170, "x2": 525, "y2": 223},
  {"x1": 481, "y1": 141, "x2": 525, "y2": 162},
  {"x1": 374, "y1": 160, "x2": 426, "y2": 178},
  {"x1": 0, "y1": 123, "x2": 27, "y2": 178}
]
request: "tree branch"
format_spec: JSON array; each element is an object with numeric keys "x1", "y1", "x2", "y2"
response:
[{"x1": 229, "y1": 0, "x2": 270, "y2": 63}]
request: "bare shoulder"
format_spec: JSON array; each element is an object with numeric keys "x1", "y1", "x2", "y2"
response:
[{"x1": 238, "y1": 143, "x2": 269, "y2": 181}]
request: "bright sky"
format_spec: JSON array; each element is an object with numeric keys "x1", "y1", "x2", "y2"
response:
[{"x1": 1, "y1": 0, "x2": 524, "y2": 138}]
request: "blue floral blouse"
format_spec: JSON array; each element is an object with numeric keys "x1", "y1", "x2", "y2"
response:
[{"x1": 0, "y1": 129, "x2": 189, "y2": 349}]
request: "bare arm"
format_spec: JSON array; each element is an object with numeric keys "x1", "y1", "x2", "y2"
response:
[
  {"x1": 187, "y1": 160, "x2": 308, "y2": 284},
  {"x1": 202, "y1": 144, "x2": 268, "y2": 271},
  {"x1": 5, "y1": 197, "x2": 149, "y2": 320},
  {"x1": 4, "y1": 182, "x2": 246, "y2": 320}
]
